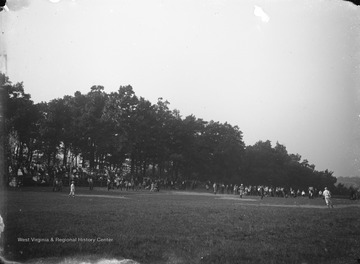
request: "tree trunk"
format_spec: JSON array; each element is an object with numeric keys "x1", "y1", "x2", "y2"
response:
[
  {"x1": 152, "y1": 162, "x2": 156, "y2": 177},
  {"x1": 142, "y1": 161, "x2": 147, "y2": 178},
  {"x1": 159, "y1": 163, "x2": 163, "y2": 178},
  {"x1": 27, "y1": 148, "x2": 33, "y2": 164},
  {"x1": 135, "y1": 160, "x2": 139, "y2": 176},
  {"x1": 47, "y1": 151, "x2": 51, "y2": 167},
  {"x1": 63, "y1": 144, "x2": 67, "y2": 167},
  {"x1": 174, "y1": 163, "x2": 179, "y2": 181},
  {"x1": 52, "y1": 150, "x2": 56, "y2": 166},
  {"x1": 89, "y1": 143, "x2": 95, "y2": 169},
  {"x1": 81, "y1": 154, "x2": 85, "y2": 168},
  {"x1": 130, "y1": 155, "x2": 135, "y2": 175},
  {"x1": 18, "y1": 143, "x2": 24, "y2": 166}
]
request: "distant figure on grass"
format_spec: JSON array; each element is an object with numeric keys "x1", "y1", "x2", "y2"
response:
[
  {"x1": 259, "y1": 186, "x2": 265, "y2": 199},
  {"x1": 69, "y1": 181, "x2": 75, "y2": 198},
  {"x1": 150, "y1": 181, "x2": 159, "y2": 192},
  {"x1": 322, "y1": 187, "x2": 334, "y2": 208},
  {"x1": 213, "y1": 182, "x2": 217, "y2": 195},
  {"x1": 239, "y1": 184, "x2": 245, "y2": 198},
  {"x1": 52, "y1": 177, "x2": 59, "y2": 192},
  {"x1": 349, "y1": 187, "x2": 357, "y2": 200},
  {"x1": 308, "y1": 187, "x2": 314, "y2": 199},
  {"x1": 58, "y1": 179, "x2": 63, "y2": 192},
  {"x1": 205, "y1": 183, "x2": 209, "y2": 191},
  {"x1": 89, "y1": 177, "x2": 94, "y2": 190},
  {"x1": 150, "y1": 182, "x2": 155, "y2": 191},
  {"x1": 233, "y1": 184, "x2": 237, "y2": 195},
  {"x1": 107, "y1": 178, "x2": 112, "y2": 191},
  {"x1": 52, "y1": 177, "x2": 63, "y2": 192},
  {"x1": 220, "y1": 183, "x2": 225, "y2": 194},
  {"x1": 115, "y1": 177, "x2": 120, "y2": 189}
]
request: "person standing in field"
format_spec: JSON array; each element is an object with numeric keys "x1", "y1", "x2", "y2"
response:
[
  {"x1": 107, "y1": 178, "x2": 112, "y2": 191},
  {"x1": 69, "y1": 181, "x2": 75, "y2": 197},
  {"x1": 213, "y1": 182, "x2": 217, "y2": 194},
  {"x1": 239, "y1": 184, "x2": 245, "y2": 198},
  {"x1": 89, "y1": 177, "x2": 94, "y2": 190},
  {"x1": 233, "y1": 184, "x2": 238, "y2": 195},
  {"x1": 322, "y1": 187, "x2": 333, "y2": 208},
  {"x1": 259, "y1": 186, "x2": 265, "y2": 199}
]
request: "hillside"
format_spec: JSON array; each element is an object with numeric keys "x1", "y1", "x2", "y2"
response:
[{"x1": 336, "y1": 176, "x2": 360, "y2": 188}]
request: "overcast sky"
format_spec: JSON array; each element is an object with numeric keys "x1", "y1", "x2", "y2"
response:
[{"x1": 1, "y1": 0, "x2": 359, "y2": 177}]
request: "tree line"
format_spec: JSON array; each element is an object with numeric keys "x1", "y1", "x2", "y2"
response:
[{"x1": 2, "y1": 73, "x2": 337, "y2": 191}]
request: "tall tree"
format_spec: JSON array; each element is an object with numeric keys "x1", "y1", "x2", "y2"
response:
[
  {"x1": 102, "y1": 85, "x2": 139, "y2": 171},
  {"x1": 80, "y1": 85, "x2": 108, "y2": 168},
  {"x1": 5, "y1": 78, "x2": 41, "y2": 171}
]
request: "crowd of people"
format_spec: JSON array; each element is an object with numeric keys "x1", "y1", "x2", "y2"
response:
[
  {"x1": 206, "y1": 181, "x2": 360, "y2": 208},
  {"x1": 206, "y1": 182, "x2": 329, "y2": 199},
  {"x1": 8, "y1": 162, "x2": 360, "y2": 205},
  {"x1": 9, "y1": 162, "x2": 180, "y2": 193}
]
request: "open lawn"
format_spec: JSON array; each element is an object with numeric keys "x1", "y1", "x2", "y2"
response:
[{"x1": 2, "y1": 187, "x2": 360, "y2": 264}]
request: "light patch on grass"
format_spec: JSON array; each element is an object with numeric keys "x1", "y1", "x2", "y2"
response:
[
  {"x1": 24, "y1": 256, "x2": 139, "y2": 264},
  {"x1": 172, "y1": 191, "x2": 237, "y2": 197},
  {"x1": 234, "y1": 203, "x2": 360, "y2": 209},
  {"x1": 217, "y1": 197, "x2": 258, "y2": 201},
  {"x1": 70, "y1": 194, "x2": 129, "y2": 199}
]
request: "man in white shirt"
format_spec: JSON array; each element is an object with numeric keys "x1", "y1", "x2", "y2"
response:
[
  {"x1": 69, "y1": 181, "x2": 75, "y2": 197},
  {"x1": 213, "y1": 182, "x2": 217, "y2": 195},
  {"x1": 322, "y1": 187, "x2": 334, "y2": 208}
]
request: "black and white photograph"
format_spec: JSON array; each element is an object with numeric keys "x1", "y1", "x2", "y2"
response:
[{"x1": 0, "y1": 0, "x2": 360, "y2": 263}]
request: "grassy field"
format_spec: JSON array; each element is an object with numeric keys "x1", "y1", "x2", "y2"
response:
[{"x1": 2, "y1": 187, "x2": 360, "y2": 264}]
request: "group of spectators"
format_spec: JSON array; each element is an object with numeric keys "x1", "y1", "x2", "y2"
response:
[
  {"x1": 9, "y1": 163, "x2": 68, "y2": 188},
  {"x1": 207, "y1": 181, "x2": 347, "y2": 207},
  {"x1": 207, "y1": 182, "x2": 336, "y2": 200},
  {"x1": 8, "y1": 162, "x2": 360, "y2": 202},
  {"x1": 104, "y1": 177, "x2": 199, "y2": 192},
  {"x1": 9, "y1": 162, "x2": 191, "y2": 193}
]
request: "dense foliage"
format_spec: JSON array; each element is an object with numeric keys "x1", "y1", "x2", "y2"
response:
[{"x1": 1, "y1": 73, "x2": 338, "y2": 190}]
